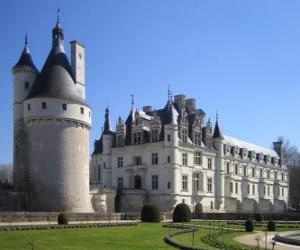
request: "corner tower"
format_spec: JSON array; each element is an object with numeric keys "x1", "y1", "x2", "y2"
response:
[{"x1": 22, "y1": 20, "x2": 92, "y2": 212}]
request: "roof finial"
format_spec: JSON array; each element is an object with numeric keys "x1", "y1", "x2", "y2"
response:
[
  {"x1": 25, "y1": 32, "x2": 28, "y2": 46},
  {"x1": 57, "y1": 8, "x2": 61, "y2": 25},
  {"x1": 168, "y1": 85, "x2": 171, "y2": 101},
  {"x1": 131, "y1": 94, "x2": 134, "y2": 109}
]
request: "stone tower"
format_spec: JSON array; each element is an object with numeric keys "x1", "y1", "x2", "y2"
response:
[{"x1": 12, "y1": 20, "x2": 92, "y2": 212}]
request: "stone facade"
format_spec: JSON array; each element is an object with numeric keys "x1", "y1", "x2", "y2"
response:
[{"x1": 91, "y1": 94, "x2": 289, "y2": 213}]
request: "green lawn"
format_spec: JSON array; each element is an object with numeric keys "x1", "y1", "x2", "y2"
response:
[{"x1": 0, "y1": 223, "x2": 172, "y2": 250}]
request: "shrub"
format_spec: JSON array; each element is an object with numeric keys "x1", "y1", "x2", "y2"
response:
[
  {"x1": 254, "y1": 213, "x2": 264, "y2": 222},
  {"x1": 57, "y1": 213, "x2": 69, "y2": 225},
  {"x1": 267, "y1": 220, "x2": 276, "y2": 231},
  {"x1": 173, "y1": 203, "x2": 191, "y2": 223},
  {"x1": 245, "y1": 219, "x2": 254, "y2": 232},
  {"x1": 141, "y1": 204, "x2": 161, "y2": 222}
]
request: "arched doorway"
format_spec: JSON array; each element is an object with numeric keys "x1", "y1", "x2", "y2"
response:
[
  {"x1": 134, "y1": 175, "x2": 142, "y2": 189},
  {"x1": 194, "y1": 203, "x2": 203, "y2": 213}
]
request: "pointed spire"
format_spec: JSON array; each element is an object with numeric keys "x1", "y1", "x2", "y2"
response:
[
  {"x1": 25, "y1": 32, "x2": 28, "y2": 46},
  {"x1": 52, "y1": 9, "x2": 64, "y2": 48},
  {"x1": 57, "y1": 8, "x2": 61, "y2": 26},
  {"x1": 213, "y1": 112, "x2": 224, "y2": 139},
  {"x1": 103, "y1": 106, "x2": 112, "y2": 134},
  {"x1": 131, "y1": 94, "x2": 134, "y2": 109}
]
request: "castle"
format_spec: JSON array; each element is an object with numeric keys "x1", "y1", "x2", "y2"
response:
[
  {"x1": 90, "y1": 95, "x2": 289, "y2": 213},
  {"x1": 10, "y1": 19, "x2": 288, "y2": 214},
  {"x1": 12, "y1": 19, "x2": 91, "y2": 212}
]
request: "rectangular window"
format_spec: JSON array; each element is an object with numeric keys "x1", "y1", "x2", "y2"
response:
[
  {"x1": 207, "y1": 178, "x2": 212, "y2": 192},
  {"x1": 226, "y1": 163, "x2": 230, "y2": 174},
  {"x1": 275, "y1": 172, "x2": 278, "y2": 180},
  {"x1": 62, "y1": 103, "x2": 67, "y2": 111},
  {"x1": 117, "y1": 157, "x2": 123, "y2": 168},
  {"x1": 235, "y1": 164, "x2": 239, "y2": 175},
  {"x1": 243, "y1": 166, "x2": 247, "y2": 177},
  {"x1": 193, "y1": 173, "x2": 201, "y2": 191},
  {"x1": 210, "y1": 201, "x2": 213, "y2": 210},
  {"x1": 194, "y1": 132, "x2": 201, "y2": 146},
  {"x1": 182, "y1": 153, "x2": 188, "y2": 166},
  {"x1": 247, "y1": 184, "x2": 250, "y2": 194},
  {"x1": 267, "y1": 170, "x2": 270, "y2": 179},
  {"x1": 260, "y1": 169, "x2": 263, "y2": 179},
  {"x1": 167, "y1": 182, "x2": 171, "y2": 189},
  {"x1": 152, "y1": 153, "x2": 158, "y2": 165},
  {"x1": 151, "y1": 129, "x2": 159, "y2": 143},
  {"x1": 252, "y1": 184, "x2": 255, "y2": 195},
  {"x1": 152, "y1": 175, "x2": 158, "y2": 190},
  {"x1": 133, "y1": 132, "x2": 142, "y2": 144},
  {"x1": 182, "y1": 129, "x2": 188, "y2": 143},
  {"x1": 252, "y1": 168, "x2": 255, "y2": 178},
  {"x1": 27, "y1": 103, "x2": 31, "y2": 111},
  {"x1": 264, "y1": 186, "x2": 266, "y2": 195},
  {"x1": 167, "y1": 155, "x2": 171, "y2": 163},
  {"x1": 282, "y1": 173, "x2": 284, "y2": 182},
  {"x1": 182, "y1": 175, "x2": 188, "y2": 191},
  {"x1": 42, "y1": 102, "x2": 47, "y2": 109},
  {"x1": 194, "y1": 152, "x2": 202, "y2": 165},
  {"x1": 267, "y1": 186, "x2": 270, "y2": 196},
  {"x1": 167, "y1": 134, "x2": 171, "y2": 142},
  {"x1": 282, "y1": 187, "x2": 284, "y2": 196},
  {"x1": 80, "y1": 107, "x2": 84, "y2": 114},
  {"x1": 134, "y1": 156, "x2": 142, "y2": 165},
  {"x1": 230, "y1": 182, "x2": 233, "y2": 193},
  {"x1": 25, "y1": 81, "x2": 30, "y2": 89},
  {"x1": 235, "y1": 182, "x2": 238, "y2": 194},
  {"x1": 117, "y1": 177, "x2": 123, "y2": 190},
  {"x1": 207, "y1": 158, "x2": 212, "y2": 170}
]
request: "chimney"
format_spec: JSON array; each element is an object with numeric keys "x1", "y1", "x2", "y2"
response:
[
  {"x1": 174, "y1": 94, "x2": 186, "y2": 113},
  {"x1": 185, "y1": 98, "x2": 196, "y2": 113},
  {"x1": 273, "y1": 141, "x2": 283, "y2": 165}
]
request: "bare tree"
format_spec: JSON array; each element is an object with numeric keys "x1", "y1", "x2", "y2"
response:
[
  {"x1": 0, "y1": 163, "x2": 13, "y2": 186},
  {"x1": 277, "y1": 136, "x2": 300, "y2": 168}
]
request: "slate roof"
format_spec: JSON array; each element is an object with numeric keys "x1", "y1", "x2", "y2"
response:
[{"x1": 13, "y1": 46, "x2": 38, "y2": 71}]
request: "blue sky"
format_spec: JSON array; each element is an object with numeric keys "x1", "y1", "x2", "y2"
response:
[{"x1": 0, "y1": 0, "x2": 300, "y2": 164}]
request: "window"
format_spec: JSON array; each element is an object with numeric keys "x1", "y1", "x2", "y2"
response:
[
  {"x1": 167, "y1": 155, "x2": 171, "y2": 163},
  {"x1": 226, "y1": 163, "x2": 230, "y2": 174},
  {"x1": 267, "y1": 186, "x2": 270, "y2": 196},
  {"x1": 210, "y1": 201, "x2": 213, "y2": 210},
  {"x1": 152, "y1": 175, "x2": 158, "y2": 190},
  {"x1": 243, "y1": 166, "x2": 247, "y2": 176},
  {"x1": 182, "y1": 175, "x2": 188, "y2": 191},
  {"x1": 207, "y1": 178, "x2": 212, "y2": 192},
  {"x1": 260, "y1": 169, "x2": 263, "y2": 179},
  {"x1": 252, "y1": 185, "x2": 255, "y2": 195},
  {"x1": 281, "y1": 173, "x2": 284, "y2": 182},
  {"x1": 117, "y1": 177, "x2": 123, "y2": 190},
  {"x1": 151, "y1": 129, "x2": 159, "y2": 142},
  {"x1": 103, "y1": 162, "x2": 106, "y2": 168},
  {"x1": 194, "y1": 132, "x2": 201, "y2": 146},
  {"x1": 282, "y1": 187, "x2": 284, "y2": 196},
  {"x1": 264, "y1": 186, "x2": 266, "y2": 195},
  {"x1": 117, "y1": 157, "x2": 123, "y2": 168},
  {"x1": 275, "y1": 172, "x2": 278, "y2": 180},
  {"x1": 62, "y1": 103, "x2": 67, "y2": 111},
  {"x1": 167, "y1": 182, "x2": 171, "y2": 189},
  {"x1": 25, "y1": 81, "x2": 30, "y2": 89},
  {"x1": 42, "y1": 102, "x2": 47, "y2": 109},
  {"x1": 98, "y1": 165, "x2": 101, "y2": 182},
  {"x1": 235, "y1": 164, "x2": 239, "y2": 175},
  {"x1": 235, "y1": 182, "x2": 238, "y2": 194},
  {"x1": 181, "y1": 129, "x2": 188, "y2": 143},
  {"x1": 167, "y1": 134, "x2": 171, "y2": 142},
  {"x1": 193, "y1": 173, "x2": 201, "y2": 191},
  {"x1": 27, "y1": 103, "x2": 31, "y2": 111},
  {"x1": 134, "y1": 156, "x2": 142, "y2": 165},
  {"x1": 247, "y1": 184, "x2": 250, "y2": 194},
  {"x1": 134, "y1": 175, "x2": 142, "y2": 189},
  {"x1": 80, "y1": 107, "x2": 84, "y2": 114},
  {"x1": 117, "y1": 135, "x2": 123, "y2": 147},
  {"x1": 133, "y1": 132, "x2": 142, "y2": 145},
  {"x1": 152, "y1": 153, "x2": 158, "y2": 165},
  {"x1": 182, "y1": 153, "x2": 188, "y2": 166},
  {"x1": 194, "y1": 152, "x2": 202, "y2": 165},
  {"x1": 252, "y1": 168, "x2": 255, "y2": 178},
  {"x1": 230, "y1": 182, "x2": 233, "y2": 193},
  {"x1": 207, "y1": 158, "x2": 212, "y2": 170},
  {"x1": 267, "y1": 170, "x2": 270, "y2": 179}
]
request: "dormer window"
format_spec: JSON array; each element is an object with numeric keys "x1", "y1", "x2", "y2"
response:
[
  {"x1": 25, "y1": 81, "x2": 30, "y2": 89},
  {"x1": 117, "y1": 135, "x2": 124, "y2": 147},
  {"x1": 62, "y1": 103, "x2": 67, "y2": 111},
  {"x1": 181, "y1": 129, "x2": 188, "y2": 143},
  {"x1": 133, "y1": 132, "x2": 142, "y2": 145},
  {"x1": 42, "y1": 102, "x2": 47, "y2": 109},
  {"x1": 151, "y1": 129, "x2": 159, "y2": 143},
  {"x1": 194, "y1": 132, "x2": 201, "y2": 146}
]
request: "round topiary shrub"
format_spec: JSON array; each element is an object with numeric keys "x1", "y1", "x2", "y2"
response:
[
  {"x1": 267, "y1": 220, "x2": 276, "y2": 231},
  {"x1": 254, "y1": 213, "x2": 264, "y2": 222},
  {"x1": 141, "y1": 204, "x2": 161, "y2": 222},
  {"x1": 245, "y1": 219, "x2": 254, "y2": 232},
  {"x1": 173, "y1": 203, "x2": 191, "y2": 222},
  {"x1": 57, "y1": 213, "x2": 69, "y2": 225}
]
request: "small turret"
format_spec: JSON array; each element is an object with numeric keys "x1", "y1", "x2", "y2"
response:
[
  {"x1": 103, "y1": 107, "x2": 112, "y2": 134},
  {"x1": 213, "y1": 113, "x2": 224, "y2": 139},
  {"x1": 102, "y1": 107, "x2": 114, "y2": 154}
]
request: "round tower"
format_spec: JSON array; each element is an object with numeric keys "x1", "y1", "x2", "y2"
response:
[
  {"x1": 12, "y1": 35, "x2": 38, "y2": 191},
  {"x1": 23, "y1": 20, "x2": 92, "y2": 212}
]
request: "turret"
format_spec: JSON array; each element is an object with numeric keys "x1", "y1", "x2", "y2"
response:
[
  {"x1": 273, "y1": 140, "x2": 283, "y2": 166},
  {"x1": 102, "y1": 107, "x2": 113, "y2": 154},
  {"x1": 12, "y1": 35, "x2": 38, "y2": 191}
]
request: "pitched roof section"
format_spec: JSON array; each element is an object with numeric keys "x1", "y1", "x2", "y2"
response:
[
  {"x1": 27, "y1": 22, "x2": 85, "y2": 104},
  {"x1": 223, "y1": 135, "x2": 279, "y2": 157},
  {"x1": 13, "y1": 45, "x2": 38, "y2": 72}
]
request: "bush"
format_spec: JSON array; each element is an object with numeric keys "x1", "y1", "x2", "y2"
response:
[
  {"x1": 245, "y1": 219, "x2": 254, "y2": 232},
  {"x1": 254, "y1": 213, "x2": 264, "y2": 222},
  {"x1": 141, "y1": 204, "x2": 161, "y2": 222},
  {"x1": 267, "y1": 220, "x2": 276, "y2": 231},
  {"x1": 57, "y1": 213, "x2": 69, "y2": 225},
  {"x1": 173, "y1": 203, "x2": 191, "y2": 222}
]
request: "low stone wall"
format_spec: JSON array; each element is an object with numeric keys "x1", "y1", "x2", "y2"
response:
[
  {"x1": 0, "y1": 212, "x2": 140, "y2": 223},
  {"x1": 192, "y1": 212, "x2": 300, "y2": 221}
]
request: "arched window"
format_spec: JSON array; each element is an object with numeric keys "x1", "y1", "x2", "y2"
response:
[{"x1": 134, "y1": 175, "x2": 142, "y2": 189}]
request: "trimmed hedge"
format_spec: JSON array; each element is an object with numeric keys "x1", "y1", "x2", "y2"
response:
[
  {"x1": 57, "y1": 213, "x2": 69, "y2": 225},
  {"x1": 245, "y1": 219, "x2": 254, "y2": 232},
  {"x1": 173, "y1": 203, "x2": 191, "y2": 223},
  {"x1": 141, "y1": 204, "x2": 161, "y2": 222},
  {"x1": 267, "y1": 220, "x2": 276, "y2": 231}
]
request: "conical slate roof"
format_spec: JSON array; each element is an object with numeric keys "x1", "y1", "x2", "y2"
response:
[
  {"x1": 13, "y1": 46, "x2": 38, "y2": 71},
  {"x1": 27, "y1": 22, "x2": 85, "y2": 104},
  {"x1": 213, "y1": 120, "x2": 224, "y2": 139}
]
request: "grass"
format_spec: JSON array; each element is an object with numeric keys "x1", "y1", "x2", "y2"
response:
[{"x1": 0, "y1": 223, "x2": 172, "y2": 250}]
